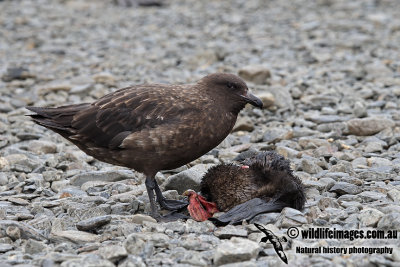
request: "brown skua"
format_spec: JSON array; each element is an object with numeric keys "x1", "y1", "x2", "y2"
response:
[{"x1": 27, "y1": 73, "x2": 263, "y2": 220}]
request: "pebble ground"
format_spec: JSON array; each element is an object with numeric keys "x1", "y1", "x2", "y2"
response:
[{"x1": 1, "y1": 0, "x2": 400, "y2": 266}]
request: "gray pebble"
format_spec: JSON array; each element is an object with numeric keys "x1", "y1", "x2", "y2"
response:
[
  {"x1": 214, "y1": 225, "x2": 248, "y2": 239},
  {"x1": 347, "y1": 117, "x2": 395, "y2": 136},
  {"x1": 163, "y1": 164, "x2": 214, "y2": 194},
  {"x1": 275, "y1": 207, "x2": 307, "y2": 228},
  {"x1": 358, "y1": 208, "x2": 384, "y2": 227},
  {"x1": 0, "y1": 244, "x2": 13, "y2": 253},
  {"x1": 97, "y1": 244, "x2": 128, "y2": 263},
  {"x1": 238, "y1": 65, "x2": 271, "y2": 85},
  {"x1": 70, "y1": 170, "x2": 137, "y2": 187},
  {"x1": 213, "y1": 237, "x2": 259, "y2": 266},
  {"x1": 23, "y1": 239, "x2": 47, "y2": 255},
  {"x1": 76, "y1": 215, "x2": 112, "y2": 231},
  {"x1": 358, "y1": 191, "x2": 386, "y2": 202},
  {"x1": 329, "y1": 182, "x2": 362, "y2": 195},
  {"x1": 377, "y1": 213, "x2": 400, "y2": 230},
  {"x1": 2, "y1": 0, "x2": 400, "y2": 265}
]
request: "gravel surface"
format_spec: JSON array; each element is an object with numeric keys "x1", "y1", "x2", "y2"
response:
[{"x1": 1, "y1": 0, "x2": 400, "y2": 266}]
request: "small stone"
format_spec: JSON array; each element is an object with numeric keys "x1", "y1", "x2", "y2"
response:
[
  {"x1": 249, "y1": 213, "x2": 279, "y2": 225},
  {"x1": 0, "y1": 153, "x2": 10, "y2": 168},
  {"x1": 367, "y1": 157, "x2": 392, "y2": 168},
  {"x1": 340, "y1": 201, "x2": 362, "y2": 209},
  {"x1": 81, "y1": 181, "x2": 109, "y2": 192},
  {"x1": 377, "y1": 213, "x2": 400, "y2": 230},
  {"x1": 218, "y1": 150, "x2": 240, "y2": 163},
  {"x1": 329, "y1": 182, "x2": 362, "y2": 195},
  {"x1": 256, "y1": 92, "x2": 275, "y2": 108},
  {"x1": 329, "y1": 160, "x2": 354, "y2": 174},
  {"x1": 6, "y1": 226, "x2": 21, "y2": 240},
  {"x1": 0, "y1": 172, "x2": 8, "y2": 185},
  {"x1": 66, "y1": 202, "x2": 110, "y2": 222},
  {"x1": 214, "y1": 225, "x2": 248, "y2": 239},
  {"x1": 180, "y1": 251, "x2": 209, "y2": 266},
  {"x1": 317, "y1": 197, "x2": 340, "y2": 210},
  {"x1": 76, "y1": 215, "x2": 112, "y2": 231},
  {"x1": 364, "y1": 142, "x2": 383, "y2": 153},
  {"x1": 142, "y1": 232, "x2": 170, "y2": 248},
  {"x1": 70, "y1": 170, "x2": 136, "y2": 187},
  {"x1": 39, "y1": 82, "x2": 72, "y2": 94},
  {"x1": 60, "y1": 254, "x2": 114, "y2": 267},
  {"x1": 124, "y1": 233, "x2": 153, "y2": 257},
  {"x1": 119, "y1": 255, "x2": 146, "y2": 267},
  {"x1": 185, "y1": 219, "x2": 216, "y2": 234},
  {"x1": 300, "y1": 94, "x2": 339, "y2": 108},
  {"x1": 347, "y1": 117, "x2": 395, "y2": 136},
  {"x1": 213, "y1": 237, "x2": 259, "y2": 266},
  {"x1": 27, "y1": 140, "x2": 57, "y2": 154},
  {"x1": 81, "y1": 196, "x2": 108, "y2": 205},
  {"x1": 51, "y1": 180, "x2": 70, "y2": 193},
  {"x1": 316, "y1": 122, "x2": 347, "y2": 133},
  {"x1": 352, "y1": 157, "x2": 368, "y2": 168},
  {"x1": 299, "y1": 137, "x2": 330, "y2": 149},
  {"x1": 392, "y1": 248, "x2": 400, "y2": 262},
  {"x1": 2, "y1": 67, "x2": 35, "y2": 82},
  {"x1": 130, "y1": 214, "x2": 157, "y2": 224},
  {"x1": 338, "y1": 195, "x2": 362, "y2": 203},
  {"x1": 221, "y1": 261, "x2": 257, "y2": 267},
  {"x1": 232, "y1": 117, "x2": 254, "y2": 132},
  {"x1": 24, "y1": 239, "x2": 47, "y2": 255},
  {"x1": 308, "y1": 115, "x2": 348, "y2": 124},
  {"x1": 290, "y1": 86, "x2": 302, "y2": 99},
  {"x1": 357, "y1": 168, "x2": 396, "y2": 181},
  {"x1": 111, "y1": 203, "x2": 131, "y2": 214},
  {"x1": 265, "y1": 85, "x2": 294, "y2": 109},
  {"x1": 41, "y1": 200, "x2": 61, "y2": 208},
  {"x1": 318, "y1": 178, "x2": 336, "y2": 190},
  {"x1": 358, "y1": 208, "x2": 384, "y2": 227},
  {"x1": 4, "y1": 154, "x2": 40, "y2": 173},
  {"x1": 301, "y1": 158, "x2": 323, "y2": 174},
  {"x1": 339, "y1": 176, "x2": 363, "y2": 186},
  {"x1": 314, "y1": 145, "x2": 337, "y2": 157},
  {"x1": 163, "y1": 164, "x2": 214, "y2": 194},
  {"x1": 364, "y1": 61, "x2": 392, "y2": 80},
  {"x1": 8, "y1": 197, "x2": 29, "y2": 206},
  {"x1": 180, "y1": 236, "x2": 208, "y2": 251},
  {"x1": 51, "y1": 230, "x2": 100, "y2": 243},
  {"x1": 162, "y1": 221, "x2": 186, "y2": 234},
  {"x1": 60, "y1": 192, "x2": 72, "y2": 199},
  {"x1": 198, "y1": 154, "x2": 220, "y2": 164},
  {"x1": 275, "y1": 146, "x2": 299, "y2": 159},
  {"x1": 43, "y1": 170, "x2": 63, "y2": 182},
  {"x1": 353, "y1": 101, "x2": 367, "y2": 118},
  {"x1": 388, "y1": 189, "x2": 400, "y2": 202},
  {"x1": 16, "y1": 213, "x2": 34, "y2": 220},
  {"x1": 1, "y1": 220, "x2": 46, "y2": 241},
  {"x1": 93, "y1": 72, "x2": 116, "y2": 85},
  {"x1": 275, "y1": 207, "x2": 307, "y2": 227},
  {"x1": 305, "y1": 187, "x2": 321, "y2": 199},
  {"x1": 302, "y1": 180, "x2": 326, "y2": 191},
  {"x1": 357, "y1": 191, "x2": 386, "y2": 202},
  {"x1": 238, "y1": 65, "x2": 271, "y2": 85},
  {"x1": 262, "y1": 128, "x2": 293, "y2": 143},
  {"x1": 98, "y1": 245, "x2": 128, "y2": 263},
  {"x1": 70, "y1": 84, "x2": 93, "y2": 94},
  {"x1": 0, "y1": 243, "x2": 13, "y2": 253}
]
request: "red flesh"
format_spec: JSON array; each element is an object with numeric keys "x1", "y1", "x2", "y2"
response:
[{"x1": 186, "y1": 191, "x2": 219, "y2": 221}]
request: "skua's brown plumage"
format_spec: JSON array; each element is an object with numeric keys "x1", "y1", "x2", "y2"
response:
[{"x1": 26, "y1": 73, "x2": 263, "y2": 220}]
